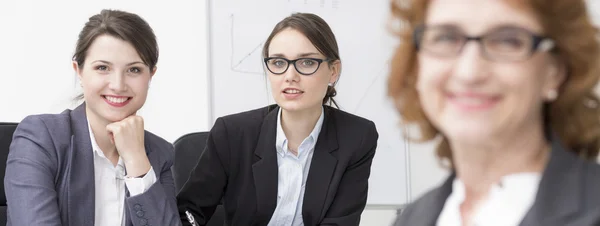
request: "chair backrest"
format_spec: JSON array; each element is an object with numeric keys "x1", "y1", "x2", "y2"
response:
[
  {"x1": 0, "y1": 122, "x2": 18, "y2": 206},
  {"x1": 173, "y1": 132, "x2": 226, "y2": 226},
  {"x1": 0, "y1": 122, "x2": 18, "y2": 225},
  {"x1": 173, "y1": 132, "x2": 209, "y2": 192}
]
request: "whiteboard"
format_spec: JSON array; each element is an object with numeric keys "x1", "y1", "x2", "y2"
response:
[
  {"x1": 589, "y1": 0, "x2": 600, "y2": 25},
  {"x1": 208, "y1": 0, "x2": 408, "y2": 205}
]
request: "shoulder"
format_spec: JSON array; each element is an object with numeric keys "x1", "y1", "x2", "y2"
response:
[
  {"x1": 327, "y1": 106, "x2": 375, "y2": 130},
  {"x1": 14, "y1": 110, "x2": 73, "y2": 147},
  {"x1": 8, "y1": 110, "x2": 74, "y2": 167},
  {"x1": 394, "y1": 179, "x2": 450, "y2": 225},
  {"x1": 581, "y1": 159, "x2": 600, "y2": 202},
  {"x1": 144, "y1": 131, "x2": 174, "y2": 151},
  {"x1": 327, "y1": 107, "x2": 378, "y2": 144},
  {"x1": 219, "y1": 105, "x2": 273, "y2": 125},
  {"x1": 213, "y1": 105, "x2": 276, "y2": 134},
  {"x1": 144, "y1": 131, "x2": 175, "y2": 163}
]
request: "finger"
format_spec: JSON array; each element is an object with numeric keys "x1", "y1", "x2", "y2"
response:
[{"x1": 106, "y1": 123, "x2": 122, "y2": 134}]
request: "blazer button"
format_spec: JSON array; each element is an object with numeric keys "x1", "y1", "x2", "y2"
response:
[
  {"x1": 134, "y1": 204, "x2": 142, "y2": 211},
  {"x1": 136, "y1": 210, "x2": 145, "y2": 217},
  {"x1": 140, "y1": 218, "x2": 148, "y2": 225}
]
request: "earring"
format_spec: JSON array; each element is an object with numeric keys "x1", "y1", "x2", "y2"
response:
[
  {"x1": 546, "y1": 90, "x2": 558, "y2": 101},
  {"x1": 328, "y1": 83, "x2": 333, "y2": 86}
]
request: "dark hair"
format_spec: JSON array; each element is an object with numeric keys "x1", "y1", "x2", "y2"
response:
[
  {"x1": 388, "y1": 0, "x2": 600, "y2": 167},
  {"x1": 262, "y1": 12, "x2": 341, "y2": 107},
  {"x1": 73, "y1": 9, "x2": 158, "y2": 99}
]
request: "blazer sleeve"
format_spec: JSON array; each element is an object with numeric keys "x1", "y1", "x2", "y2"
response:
[
  {"x1": 4, "y1": 116, "x2": 62, "y2": 226},
  {"x1": 320, "y1": 121, "x2": 378, "y2": 226},
  {"x1": 177, "y1": 117, "x2": 230, "y2": 226},
  {"x1": 125, "y1": 143, "x2": 182, "y2": 226}
]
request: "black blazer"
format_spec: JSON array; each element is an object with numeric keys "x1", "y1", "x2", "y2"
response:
[
  {"x1": 394, "y1": 136, "x2": 600, "y2": 226},
  {"x1": 177, "y1": 105, "x2": 378, "y2": 226}
]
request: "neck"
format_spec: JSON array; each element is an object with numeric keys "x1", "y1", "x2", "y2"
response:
[
  {"x1": 452, "y1": 123, "x2": 550, "y2": 197},
  {"x1": 86, "y1": 107, "x2": 118, "y2": 160},
  {"x1": 280, "y1": 105, "x2": 323, "y2": 149}
]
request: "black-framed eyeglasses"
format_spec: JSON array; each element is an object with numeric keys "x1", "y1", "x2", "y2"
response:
[
  {"x1": 413, "y1": 25, "x2": 556, "y2": 62},
  {"x1": 263, "y1": 57, "x2": 330, "y2": 75}
]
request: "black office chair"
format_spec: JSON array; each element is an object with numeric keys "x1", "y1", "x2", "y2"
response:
[
  {"x1": 173, "y1": 132, "x2": 225, "y2": 226},
  {"x1": 0, "y1": 122, "x2": 19, "y2": 225}
]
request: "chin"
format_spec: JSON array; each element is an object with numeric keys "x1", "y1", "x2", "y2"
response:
[
  {"x1": 100, "y1": 113, "x2": 130, "y2": 123},
  {"x1": 445, "y1": 125, "x2": 496, "y2": 144},
  {"x1": 277, "y1": 101, "x2": 303, "y2": 111}
]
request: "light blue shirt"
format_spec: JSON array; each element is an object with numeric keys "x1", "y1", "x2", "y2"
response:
[{"x1": 267, "y1": 107, "x2": 325, "y2": 226}]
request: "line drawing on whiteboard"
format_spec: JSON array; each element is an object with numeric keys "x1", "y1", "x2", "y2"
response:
[
  {"x1": 352, "y1": 61, "x2": 390, "y2": 113},
  {"x1": 229, "y1": 14, "x2": 265, "y2": 75},
  {"x1": 285, "y1": 0, "x2": 340, "y2": 8}
]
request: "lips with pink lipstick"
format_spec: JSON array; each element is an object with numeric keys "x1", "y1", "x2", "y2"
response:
[
  {"x1": 102, "y1": 95, "x2": 132, "y2": 107},
  {"x1": 282, "y1": 87, "x2": 304, "y2": 100},
  {"x1": 446, "y1": 92, "x2": 500, "y2": 111}
]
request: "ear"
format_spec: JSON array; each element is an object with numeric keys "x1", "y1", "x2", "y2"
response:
[
  {"x1": 328, "y1": 60, "x2": 341, "y2": 84},
  {"x1": 544, "y1": 57, "x2": 567, "y2": 101},
  {"x1": 73, "y1": 61, "x2": 83, "y2": 81},
  {"x1": 150, "y1": 66, "x2": 157, "y2": 77}
]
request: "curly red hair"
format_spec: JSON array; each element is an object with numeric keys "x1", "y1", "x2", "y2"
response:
[{"x1": 387, "y1": 0, "x2": 600, "y2": 168}]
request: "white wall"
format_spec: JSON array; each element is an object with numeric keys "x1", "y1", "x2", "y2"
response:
[{"x1": 0, "y1": 0, "x2": 210, "y2": 142}]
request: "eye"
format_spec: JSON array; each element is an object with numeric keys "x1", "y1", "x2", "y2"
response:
[
  {"x1": 299, "y1": 59, "x2": 316, "y2": 66},
  {"x1": 95, "y1": 65, "x2": 108, "y2": 71},
  {"x1": 128, "y1": 67, "x2": 141, "y2": 73},
  {"x1": 431, "y1": 33, "x2": 461, "y2": 44},
  {"x1": 486, "y1": 31, "x2": 530, "y2": 52},
  {"x1": 270, "y1": 59, "x2": 287, "y2": 68}
]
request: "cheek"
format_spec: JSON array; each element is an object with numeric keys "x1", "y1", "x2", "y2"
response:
[
  {"x1": 417, "y1": 62, "x2": 446, "y2": 106},
  {"x1": 128, "y1": 76, "x2": 152, "y2": 96},
  {"x1": 309, "y1": 74, "x2": 330, "y2": 95},
  {"x1": 81, "y1": 74, "x2": 104, "y2": 94},
  {"x1": 268, "y1": 75, "x2": 282, "y2": 91}
]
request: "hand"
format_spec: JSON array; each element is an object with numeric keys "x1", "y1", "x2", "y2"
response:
[{"x1": 106, "y1": 115, "x2": 151, "y2": 177}]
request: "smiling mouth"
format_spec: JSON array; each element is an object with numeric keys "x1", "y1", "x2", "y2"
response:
[
  {"x1": 283, "y1": 89, "x2": 304, "y2": 94},
  {"x1": 103, "y1": 95, "x2": 131, "y2": 104}
]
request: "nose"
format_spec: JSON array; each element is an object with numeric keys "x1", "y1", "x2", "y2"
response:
[
  {"x1": 452, "y1": 42, "x2": 490, "y2": 85},
  {"x1": 283, "y1": 63, "x2": 300, "y2": 83},
  {"x1": 108, "y1": 71, "x2": 127, "y2": 92}
]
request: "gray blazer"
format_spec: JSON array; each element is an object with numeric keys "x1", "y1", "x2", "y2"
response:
[
  {"x1": 394, "y1": 137, "x2": 600, "y2": 226},
  {"x1": 4, "y1": 103, "x2": 181, "y2": 226}
]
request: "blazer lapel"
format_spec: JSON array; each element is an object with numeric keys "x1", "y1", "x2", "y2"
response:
[
  {"x1": 402, "y1": 174, "x2": 454, "y2": 226},
  {"x1": 302, "y1": 108, "x2": 339, "y2": 226},
  {"x1": 67, "y1": 103, "x2": 96, "y2": 225},
  {"x1": 252, "y1": 107, "x2": 279, "y2": 224},
  {"x1": 519, "y1": 137, "x2": 583, "y2": 226}
]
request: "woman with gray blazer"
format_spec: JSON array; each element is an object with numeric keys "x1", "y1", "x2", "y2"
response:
[{"x1": 4, "y1": 9, "x2": 180, "y2": 226}]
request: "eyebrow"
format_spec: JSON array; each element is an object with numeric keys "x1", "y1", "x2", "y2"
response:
[
  {"x1": 269, "y1": 52, "x2": 321, "y2": 58},
  {"x1": 91, "y1": 60, "x2": 146, "y2": 66},
  {"x1": 427, "y1": 23, "x2": 541, "y2": 35}
]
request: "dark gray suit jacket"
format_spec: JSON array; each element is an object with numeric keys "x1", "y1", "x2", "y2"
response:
[
  {"x1": 394, "y1": 137, "x2": 600, "y2": 226},
  {"x1": 177, "y1": 105, "x2": 378, "y2": 226},
  {"x1": 4, "y1": 103, "x2": 181, "y2": 226}
]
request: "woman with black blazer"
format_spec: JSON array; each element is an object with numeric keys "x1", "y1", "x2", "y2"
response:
[
  {"x1": 177, "y1": 12, "x2": 379, "y2": 226},
  {"x1": 388, "y1": 0, "x2": 600, "y2": 225}
]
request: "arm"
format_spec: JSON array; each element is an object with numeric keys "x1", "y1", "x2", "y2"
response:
[
  {"x1": 4, "y1": 116, "x2": 62, "y2": 226},
  {"x1": 177, "y1": 118, "x2": 230, "y2": 226},
  {"x1": 320, "y1": 121, "x2": 378, "y2": 226},
  {"x1": 124, "y1": 152, "x2": 182, "y2": 226}
]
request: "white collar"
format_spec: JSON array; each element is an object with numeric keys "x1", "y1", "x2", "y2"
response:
[{"x1": 275, "y1": 106, "x2": 325, "y2": 156}]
